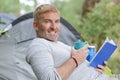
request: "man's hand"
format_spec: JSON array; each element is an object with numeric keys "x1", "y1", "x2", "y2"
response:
[
  {"x1": 95, "y1": 61, "x2": 108, "y2": 74},
  {"x1": 71, "y1": 44, "x2": 88, "y2": 65}
]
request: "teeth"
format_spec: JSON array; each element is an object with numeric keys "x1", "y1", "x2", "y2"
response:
[{"x1": 50, "y1": 31, "x2": 55, "y2": 35}]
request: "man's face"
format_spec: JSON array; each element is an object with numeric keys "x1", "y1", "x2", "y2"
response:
[{"x1": 34, "y1": 12, "x2": 60, "y2": 41}]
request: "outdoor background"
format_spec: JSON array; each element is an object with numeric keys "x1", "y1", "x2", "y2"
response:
[{"x1": 0, "y1": 0, "x2": 120, "y2": 74}]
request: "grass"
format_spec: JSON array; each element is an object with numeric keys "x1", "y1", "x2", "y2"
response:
[{"x1": 108, "y1": 39, "x2": 120, "y2": 74}]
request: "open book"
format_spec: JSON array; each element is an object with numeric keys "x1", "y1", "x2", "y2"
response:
[{"x1": 89, "y1": 38, "x2": 117, "y2": 68}]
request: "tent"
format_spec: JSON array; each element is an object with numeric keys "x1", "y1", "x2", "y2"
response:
[
  {"x1": 0, "y1": 12, "x2": 82, "y2": 80},
  {"x1": 0, "y1": 13, "x2": 16, "y2": 30}
]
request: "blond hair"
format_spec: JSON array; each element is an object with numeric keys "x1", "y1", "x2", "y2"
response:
[{"x1": 33, "y1": 4, "x2": 60, "y2": 22}]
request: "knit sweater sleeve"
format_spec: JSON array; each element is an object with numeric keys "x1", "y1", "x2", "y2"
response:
[{"x1": 26, "y1": 39, "x2": 62, "y2": 80}]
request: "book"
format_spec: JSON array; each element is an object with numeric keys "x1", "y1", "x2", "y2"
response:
[{"x1": 89, "y1": 38, "x2": 117, "y2": 68}]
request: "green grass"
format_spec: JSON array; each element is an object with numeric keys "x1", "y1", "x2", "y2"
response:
[{"x1": 108, "y1": 58, "x2": 120, "y2": 74}]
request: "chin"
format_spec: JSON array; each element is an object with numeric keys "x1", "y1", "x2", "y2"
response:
[
  {"x1": 44, "y1": 38, "x2": 56, "y2": 42},
  {"x1": 50, "y1": 39, "x2": 57, "y2": 42},
  {"x1": 49, "y1": 38, "x2": 57, "y2": 42}
]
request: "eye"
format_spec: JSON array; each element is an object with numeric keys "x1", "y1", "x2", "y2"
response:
[
  {"x1": 55, "y1": 20, "x2": 60, "y2": 23},
  {"x1": 44, "y1": 20, "x2": 51, "y2": 23}
]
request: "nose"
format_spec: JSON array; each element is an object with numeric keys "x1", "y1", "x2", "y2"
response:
[{"x1": 51, "y1": 22, "x2": 56, "y2": 30}]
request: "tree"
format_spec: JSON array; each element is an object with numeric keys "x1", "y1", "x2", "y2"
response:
[
  {"x1": 82, "y1": 0, "x2": 101, "y2": 17},
  {"x1": 0, "y1": 0, "x2": 21, "y2": 16},
  {"x1": 53, "y1": 0, "x2": 85, "y2": 31},
  {"x1": 79, "y1": 0, "x2": 120, "y2": 49}
]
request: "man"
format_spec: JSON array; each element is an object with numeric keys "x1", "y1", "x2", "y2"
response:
[{"x1": 26, "y1": 4, "x2": 109, "y2": 80}]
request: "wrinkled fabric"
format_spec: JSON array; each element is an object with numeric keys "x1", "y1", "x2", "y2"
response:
[{"x1": 26, "y1": 38, "x2": 109, "y2": 80}]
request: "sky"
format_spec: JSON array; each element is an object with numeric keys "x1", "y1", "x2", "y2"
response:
[
  {"x1": 19, "y1": 0, "x2": 52, "y2": 6},
  {"x1": 19, "y1": 0, "x2": 66, "y2": 14},
  {"x1": 19, "y1": 0, "x2": 53, "y2": 14}
]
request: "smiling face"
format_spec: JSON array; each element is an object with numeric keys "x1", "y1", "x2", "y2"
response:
[{"x1": 34, "y1": 12, "x2": 60, "y2": 41}]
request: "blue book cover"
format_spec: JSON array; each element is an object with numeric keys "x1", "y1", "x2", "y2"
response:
[{"x1": 90, "y1": 39, "x2": 117, "y2": 68}]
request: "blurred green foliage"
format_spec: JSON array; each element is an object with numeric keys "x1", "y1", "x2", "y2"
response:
[
  {"x1": 0, "y1": 0, "x2": 20, "y2": 16},
  {"x1": 53, "y1": 0, "x2": 85, "y2": 30},
  {"x1": 108, "y1": 58, "x2": 120, "y2": 74},
  {"x1": 79, "y1": 0, "x2": 120, "y2": 49}
]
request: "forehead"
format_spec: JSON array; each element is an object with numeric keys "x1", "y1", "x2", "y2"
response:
[{"x1": 40, "y1": 12, "x2": 60, "y2": 19}]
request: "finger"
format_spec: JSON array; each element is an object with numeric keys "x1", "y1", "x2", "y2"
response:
[
  {"x1": 79, "y1": 45, "x2": 88, "y2": 52},
  {"x1": 96, "y1": 65, "x2": 105, "y2": 74},
  {"x1": 82, "y1": 44, "x2": 88, "y2": 49},
  {"x1": 95, "y1": 68, "x2": 103, "y2": 74},
  {"x1": 97, "y1": 65, "x2": 105, "y2": 71},
  {"x1": 71, "y1": 47, "x2": 76, "y2": 52},
  {"x1": 72, "y1": 46, "x2": 75, "y2": 50},
  {"x1": 104, "y1": 61, "x2": 108, "y2": 66}
]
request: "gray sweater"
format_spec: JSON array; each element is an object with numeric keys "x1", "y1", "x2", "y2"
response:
[{"x1": 26, "y1": 38, "x2": 109, "y2": 80}]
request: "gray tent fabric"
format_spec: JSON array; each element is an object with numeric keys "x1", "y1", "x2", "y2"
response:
[
  {"x1": 0, "y1": 13, "x2": 16, "y2": 30},
  {"x1": 0, "y1": 12, "x2": 82, "y2": 80}
]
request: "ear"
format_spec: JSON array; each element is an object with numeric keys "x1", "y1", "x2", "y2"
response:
[{"x1": 33, "y1": 21, "x2": 38, "y2": 30}]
